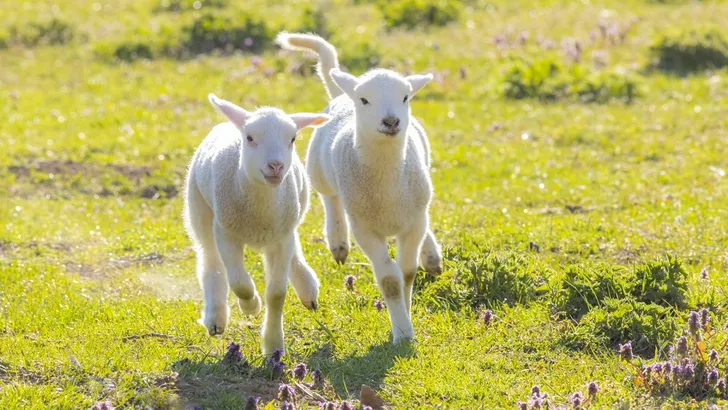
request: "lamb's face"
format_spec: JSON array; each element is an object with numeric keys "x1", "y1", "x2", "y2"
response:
[
  {"x1": 330, "y1": 68, "x2": 433, "y2": 143},
  {"x1": 353, "y1": 73, "x2": 412, "y2": 141},
  {"x1": 208, "y1": 94, "x2": 330, "y2": 188},
  {"x1": 240, "y1": 110, "x2": 298, "y2": 187}
]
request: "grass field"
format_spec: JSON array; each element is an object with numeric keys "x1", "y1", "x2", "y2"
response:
[{"x1": 2, "y1": 0, "x2": 728, "y2": 409}]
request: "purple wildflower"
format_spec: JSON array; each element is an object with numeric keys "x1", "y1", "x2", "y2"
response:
[
  {"x1": 319, "y1": 402, "x2": 336, "y2": 410},
  {"x1": 701, "y1": 267, "x2": 709, "y2": 280},
  {"x1": 708, "y1": 368, "x2": 720, "y2": 385},
  {"x1": 684, "y1": 363, "x2": 695, "y2": 380},
  {"x1": 374, "y1": 300, "x2": 385, "y2": 311},
  {"x1": 651, "y1": 363, "x2": 663, "y2": 373},
  {"x1": 493, "y1": 34, "x2": 507, "y2": 49},
  {"x1": 569, "y1": 391, "x2": 583, "y2": 408},
  {"x1": 531, "y1": 385, "x2": 541, "y2": 396},
  {"x1": 91, "y1": 401, "x2": 115, "y2": 410},
  {"x1": 293, "y1": 363, "x2": 308, "y2": 380},
  {"x1": 482, "y1": 309, "x2": 493, "y2": 326},
  {"x1": 701, "y1": 308, "x2": 710, "y2": 329},
  {"x1": 279, "y1": 384, "x2": 295, "y2": 401},
  {"x1": 272, "y1": 361, "x2": 285, "y2": 375},
  {"x1": 271, "y1": 348, "x2": 284, "y2": 363},
  {"x1": 224, "y1": 342, "x2": 243, "y2": 363},
  {"x1": 618, "y1": 342, "x2": 633, "y2": 360},
  {"x1": 676, "y1": 336, "x2": 688, "y2": 356},
  {"x1": 518, "y1": 31, "x2": 529, "y2": 45},
  {"x1": 244, "y1": 37, "x2": 253, "y2": 47},
  {"x1": 244, "y1": 396, "x2": 260, "y2": 410},
  {"x1": 311, "y1": 368, "x2": 324, "y2": 386},
  {"x1": 587, "y1": 381, "x2": 599, "y2": 397},
  {"x1": 689, "y1": 311, "x2": 701, "y2": 334},
  {"x1": 280, "y1": 401, "x2": 294, "y2": 410},
  {"x1": 517, "y1": 401, "x2": 528, "y2": 410},
  {"x1": 663, "y1": 362, "x2": 673, "y2": 375},
  {"x1": 718, "y1": 378, "x2": 726, "y2": 392},
  {"x1": 338, "y1": 402, "x2": 353, "y2": 410},
  {"x1": 345, "y1": 275, "x2": 356, "y2": 290},
  {"x1": 361, "y1": 406, "x2": 373, "y2": 410},
  {"x1": 673, "y1": 364, "x2": 684, "y2": 380},
  {"x1": 710, "y1": 349, "x2": 719, "y2": 361}
]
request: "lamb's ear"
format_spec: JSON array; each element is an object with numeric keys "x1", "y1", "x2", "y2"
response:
[
  {"x1": 208, "y1": 93, "x2": 249, "y2": 127},
  {"x1": 329, "y1": 69, "x2": 359, "y2": 98},
  {"x1": 289, "y1": 113, "x2": 331, "y2": 130},
  {"x1": 406, "y1": 73, "x2": 433, "y2": 96}
]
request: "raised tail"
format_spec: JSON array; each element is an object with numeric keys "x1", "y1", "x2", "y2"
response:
[{"x1": 276, "y1": 32, "x2": 343, "y2": 99}]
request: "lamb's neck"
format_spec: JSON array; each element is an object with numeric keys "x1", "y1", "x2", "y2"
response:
[{"x1": 354, "y1": 128, "x2": 407, "y2": 170}]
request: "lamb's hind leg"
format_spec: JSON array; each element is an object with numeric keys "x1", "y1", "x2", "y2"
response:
[
  {"x1": 289, "y1": 231, "x2": 320, "y2": 311},
  {"x1": 419, "y1": 214, "x2": 442, "y2": 275},
  {"x1": 213, "y1": 224, "x2": 261, "y2": 316},
  {"x1": 322, "y1": 195, "x2": 349, "y2": 264},
  {"x1": 186, "y1": 184, "x2": 229, "y2": 335}
]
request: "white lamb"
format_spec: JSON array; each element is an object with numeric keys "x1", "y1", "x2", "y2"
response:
[
  {"x1": 276, "y1": 32, "x2": 443, "y2": 343},
  {"x1": 183, "y1": 93, "x2": 330, "y2": 354}
]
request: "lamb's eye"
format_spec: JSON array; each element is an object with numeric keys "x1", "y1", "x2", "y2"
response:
[
  {"x1": 360, "y1": 98, "x2": 369, "y2": 105},
  {"x1": 403, "y1": 95, "x2": 409, "y2": 103},
  {"x1": 246, "y1": 135, "x2": 254, "y2": 142}
]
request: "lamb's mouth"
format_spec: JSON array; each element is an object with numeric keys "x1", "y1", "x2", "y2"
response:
[
  {"x1": 261, "y1": 172, "x2": 282, "y2": 186},
  {"x1": 379, "y1": 128, "x2": 401, "y2": 136}
]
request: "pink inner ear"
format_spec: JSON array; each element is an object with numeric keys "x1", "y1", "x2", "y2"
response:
[
  {"x1": 291, "y1": 114, "x2": 331, "y2": 130},
  {"x1": 217, "y1": 103, "x2": 248, "y2": 127}
]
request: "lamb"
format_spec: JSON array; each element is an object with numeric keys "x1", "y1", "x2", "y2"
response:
[
  {"x1": 183, "y1": 93, "x2": 330, "y2": 354},
  {"x1": 276, "y1": 32, "x2": 443, "y2": 343}
]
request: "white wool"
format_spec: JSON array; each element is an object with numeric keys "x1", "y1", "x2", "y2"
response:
[
  {"x1": 183, "y1": 94, "x2": 329, "y2": 355},
  {"x1": 277, "y1": 33, "x2": 443, "y2": 343}
]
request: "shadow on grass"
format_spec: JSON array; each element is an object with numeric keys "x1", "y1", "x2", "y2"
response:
[
  {"x1": 170, "y1": 341, "x2": 412, "y2": 408},
  {"x1": 171, "y1": 358, "x2": 281, "y2": 409},
  {"x1": 307, "y1": 340, "x2": 415, "y2": 399}
]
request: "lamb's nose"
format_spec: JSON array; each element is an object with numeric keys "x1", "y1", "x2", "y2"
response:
[
  {"x1": 267, "y1": 161, "x2": 283, "y2": 175},
  {"x1": 382, "y1": 116, "x2": 400, "y2": 128}
]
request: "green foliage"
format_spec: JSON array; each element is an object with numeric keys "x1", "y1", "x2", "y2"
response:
[
  {"x1": 339, "y1": 41, "x2": 381, "y2": 72},
  {"x1": 154, "y1": 0, "x2": 228, "y2": 12},
  {"x1": 650, "y1": 29, "x2": 728, "y2": 74},
  {"x1": 381, "y1": 0, "x2": 461, "y2": 30},
  {"x1": 180, "y1": 13, "x2": 273, "y2": 55},
  {"x1": 8, "y1": 19, "x2": 74, "y2": 47},
  {"x1": 418, "y1": 247, "x2": 548, "y2": 310},
  {"x1": 298, "y1": 6, "x2": 331, "y2": 38},
  {"x1": 553, "y1": 264, "x2": 631, "y2": 319},
  {"x1": 503, "y1": 58, "x2": 638, "y2": 103},
  {"x1": 565, "y1": 299, "x2": 683, "y2": 357},
  {"x1": 631, "y1": 256, "x2": 688, "y2": 309},
  {"x1": 114, "y1": 43, "x2": 155, "y2": 62}
]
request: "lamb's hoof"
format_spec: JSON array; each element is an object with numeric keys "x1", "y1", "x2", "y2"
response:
[
  {"x1": 200, "y1": 306, "x2": 228, "y2": 336},
  {"x1": 302, "y1": 299, "x2": 318, "y2": 311},
  {"x1": 330, "y1": 245, "x2": 349, "y2": 265},
  {"x1": 238, "y1": 293, "x2": 262, "y2": 316},
  {"x1": 422, "y1": 253, "x2": 442, "y2": 275}
]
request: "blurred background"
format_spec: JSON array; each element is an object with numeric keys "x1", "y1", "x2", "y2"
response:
[{"x1": 2, "y1": 0, "x2": 728, "y2": 409}]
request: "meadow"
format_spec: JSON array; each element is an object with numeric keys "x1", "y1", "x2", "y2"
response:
[{"x1": 2, "y1": 0, "x2": 728, "y2": 408}]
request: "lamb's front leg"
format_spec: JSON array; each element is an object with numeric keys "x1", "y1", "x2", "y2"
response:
[
  {"x1": 351, "y1": 223, "x2": 414, "y2": 343},
  {"x1": 397, "y1": 215, "x2": 428, "y2": 315},
  {"x1": 213, "y1": 224, "x2": 261, "y2": 316},
  {"x1": 261, "y1": 233, "x2": 295, "y2": 355}
]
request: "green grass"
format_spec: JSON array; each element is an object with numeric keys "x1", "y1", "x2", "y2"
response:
[{"x1": 2, "y1": 0, "x2": 728, "y2": 409}]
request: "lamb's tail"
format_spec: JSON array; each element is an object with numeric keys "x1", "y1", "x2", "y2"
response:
[{"x1": 276, "y1": 32, "x2": 343, "y2": 99}]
